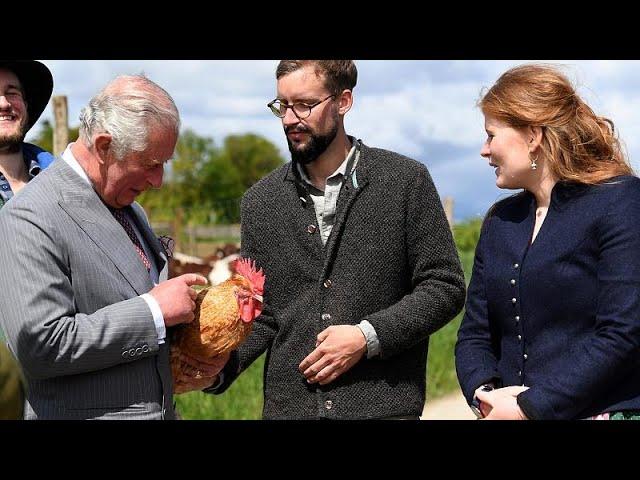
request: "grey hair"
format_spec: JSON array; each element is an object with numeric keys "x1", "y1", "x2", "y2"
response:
[{"x1": 78, "y1": 74, "x2": 180, "y2": 160}]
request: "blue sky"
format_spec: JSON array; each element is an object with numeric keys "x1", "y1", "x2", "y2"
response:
[{"x1": 28, "y1": 60, "x2": 640, "y2": 221}]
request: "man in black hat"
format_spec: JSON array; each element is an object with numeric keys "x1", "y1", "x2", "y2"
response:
[
  {"x1": 0, "y1": 60, "x2": 55, "y2": 209},
  {"x1": 0, "y1": 60, "x2": 54, "y2": 419}
]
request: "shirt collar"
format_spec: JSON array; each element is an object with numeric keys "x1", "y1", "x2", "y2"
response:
[{"x1": 61, "y1": 142, "x2": 92, "y2": 185}]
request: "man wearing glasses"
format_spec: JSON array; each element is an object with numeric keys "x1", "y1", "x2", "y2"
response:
[{"x1": 198, "y1": 60, "x2": 466, "y2": 419}]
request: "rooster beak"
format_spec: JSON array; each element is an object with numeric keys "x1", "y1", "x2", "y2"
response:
[{"x1": 252, "y1": 294, "x2": 263, "y2": 303}]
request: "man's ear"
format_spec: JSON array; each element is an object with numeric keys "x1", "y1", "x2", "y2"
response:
[
  {"x1": 338, "y1": 89, "x2": 353, "y2": 115},
  {"x1": 94, "y1": 133, "x2": 112, "y2": 164}
]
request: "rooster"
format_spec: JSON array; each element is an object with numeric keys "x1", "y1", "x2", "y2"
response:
[{"x1": 170, "y1": 257, "x2": 265, "y2": 394}]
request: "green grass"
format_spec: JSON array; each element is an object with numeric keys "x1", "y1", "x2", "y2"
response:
[
  {"x1": 426, "y1": 248, "x2": 474, "y2": 401},
  {"x1": 175, "y1": 355, "x2": 264, "y2": 419}
]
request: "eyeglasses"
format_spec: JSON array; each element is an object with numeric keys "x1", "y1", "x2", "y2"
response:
[
  {"x1": 267, "y1": 94, "x2": 336, "y2": 119},
  {"x1": 0, "y1": 89, "x2": 25, "y2": 103}
]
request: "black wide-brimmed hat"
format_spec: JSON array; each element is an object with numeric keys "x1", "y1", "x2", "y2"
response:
[{"x1": 0, "y1": 60, "x2": 54, "y2": 132}]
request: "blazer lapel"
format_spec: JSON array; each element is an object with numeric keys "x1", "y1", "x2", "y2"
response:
[
  {"x1": 128, "y1": 203, "x2": 168, "y2": 281},
  {"x1": 55, "y1": 161, "x2": 154, "y2": 295}
]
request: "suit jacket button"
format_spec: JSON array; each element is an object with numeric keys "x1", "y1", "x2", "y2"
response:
[
  {"x1": 323, "y1": 279, "x2": 332, "y2": 288},
  {"x1": 129, "y1": 348, "x2": 136, "y2": 356},
  {"x1": 135, "y1": 347, "x2": 142, "y2": 355},
  {"x1": 142, "y1": 345, "x2": 150, "y2": 353},
  {"x1": 122, "y1": 351, "x2": 129, "y2": 358},
  {"x1": 325, "y1": 400, "x2": 333, "y2": 410}
]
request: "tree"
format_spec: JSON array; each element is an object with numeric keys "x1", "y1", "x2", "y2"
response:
[
  {"x1": 30, "y1": 119, "x2": 79, "y2": 153},
  {"x1": 220, "y1": 133, "x2": 285, "y2": 191}
]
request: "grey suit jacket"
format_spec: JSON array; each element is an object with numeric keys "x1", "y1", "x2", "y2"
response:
[{"x1": 0, "y1": 158, "x2": 174, "y2": 419}]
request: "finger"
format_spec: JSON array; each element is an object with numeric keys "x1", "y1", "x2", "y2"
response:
[
  {"x1": 299, "y1": 348, "x2": 324, "y2": 373},
  {"x1": 500, "y1": 385, "x2": 529, "y2": 396},
  {"x1": 317, "y1": 328, "x2": 331, "y2": 344},
  {"x1": 188, "y1": 288, "x2": 199, "y2": 300},
  {"x1": 303, "y1": 356, "x2": 332, "y2": 379},
  {"x1": 317, "y1": 365, "x2": 341, "y2": 385},
  {"x1": 475, "y1": 388, "x2": 494, "y2": 404},
  {"x1": 182, "y1": 273, "x2": 208, "y2": 286}
]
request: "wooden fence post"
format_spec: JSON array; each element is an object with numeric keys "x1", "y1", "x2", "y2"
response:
[
  {"x1": 443, "y1": 196, "x2": 454, "y2": 229},
  {"x1": 52, "y1": 96, "x2": 69, "y2": 156}
]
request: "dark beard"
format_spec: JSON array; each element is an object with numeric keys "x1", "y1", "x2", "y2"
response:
[
  {"x1": 0, "y1": 122, "x2": 27, "y2": 153},
  {"x1": 287, "y1": 122, "x2": 338, "y2": 166}
]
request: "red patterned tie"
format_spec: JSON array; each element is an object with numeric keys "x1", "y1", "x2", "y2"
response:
[{"x1": 111, "y1": 208, "x2": 151, "y2": 272}]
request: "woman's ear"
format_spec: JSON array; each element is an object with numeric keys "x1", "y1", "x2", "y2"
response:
[{"x1": 528, "y1": 126, "x2": 543, "y2": 152}]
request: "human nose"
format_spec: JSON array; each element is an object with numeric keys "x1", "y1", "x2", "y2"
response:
[
  {"x1": 281, "y1": 106, "x2": 300, "y2": 126},
  {"x1": 148, "y1": 165, "x2": 164, "y2": 188},
  {"x1": 0, "y1": 95, "x2": 11, "y2": 109},
  {"x1": 480, "y1": 140, "x2": 491, "y2": 158}
]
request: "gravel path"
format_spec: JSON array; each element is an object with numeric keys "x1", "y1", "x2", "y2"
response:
[{"x1": 421, "y1": 388, "x2": 476, "y2": 420}]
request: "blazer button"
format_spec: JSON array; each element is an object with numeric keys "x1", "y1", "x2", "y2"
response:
[
  {"x1": 122, "y1": 351, "x2": 129, "y2": 358},
  {"x1": 523, "y1": 353, "x2": 528, "y2": 360},
  {"x1": 515, "y1": 315, "x2": 520, "y2": 322},
  {"x1": 511, "y1": 298, "x2": 517, "y2": 304},
  {"x1": 510, "y1": 279, "x2": 516, "y2": 285},
  {"x1": 513, "y1": 263, "x2": 519, "y2": 269},
  {"x1": 325, "y1": 400, "x2": 333, "y2": 410},
  {"x1": 321, "y1": 313, "x2": 331, "y2": 321},
  {"x1": 142, "y1": 345, "x2": 150, "y2": 353},
  {"x1": 135, "y1": 347, "x2": 142, "y2": 355},
  {"x1": 129, "y1": 348, "x2": 136, "y2": 356},
  {"x1": 517, "y1": 335, "x2": 522, "y2": 341},
  {"x1": 323, "y1": 279, "x2": 332, "y2": 288},
  {"x1": 518, "y1": 370, "x2": 522, "y2": 376},
  {"x1": 307, "y1": 225, "x2": 317, "y2": 234}
]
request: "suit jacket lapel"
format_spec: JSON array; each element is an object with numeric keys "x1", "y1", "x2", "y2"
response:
[
  {"x1": 54, "y1": 160, "x2": 155, "y2": 295},
  {"x1": 128, "y1": 203, "x2": 168, "y2": 281}
]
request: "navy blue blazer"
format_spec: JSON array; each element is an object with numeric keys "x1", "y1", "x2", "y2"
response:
[{"x1": 455, "y1": 175, "x2": 640, "y2": 420}]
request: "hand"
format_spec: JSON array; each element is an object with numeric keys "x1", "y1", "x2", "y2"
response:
[
  {"x1": 172, "y1": 347, "x2": 230, "y2": 394},
  {"x1": 473, "y1": 384, "x2": 495, "y2": 418},
  {"x1": 149, "y1": 273, "x2": 208, "y2": 327},
  {"x1": 476, "y1": 385, "x2": 530, "y2": 420},
  {"x1": 298, "y1": 325, "x2": 367, "y2": 385}
]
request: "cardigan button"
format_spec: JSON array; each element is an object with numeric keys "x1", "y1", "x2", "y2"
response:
[
  {"x1": 307, "y1": 224, "x2": 317, "y2": 234},
  {"x1": 321, "y1": 313, "x2": 331, "y2": 321},
  {"x1": 323, "y1": 279, "x2": 332, "y2": 288},
  {"x1": 324, "y1": 400, "x2": 333, "y2": 410}
]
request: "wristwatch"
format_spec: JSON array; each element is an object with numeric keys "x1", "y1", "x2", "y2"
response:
[{"x1": 470, "y1": 383, "x2": 495, "y2": 419}]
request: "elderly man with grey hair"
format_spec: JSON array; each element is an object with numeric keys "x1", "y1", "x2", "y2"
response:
[{"x1": 0, "y1": 74, "x2": 214, "y2": 419}]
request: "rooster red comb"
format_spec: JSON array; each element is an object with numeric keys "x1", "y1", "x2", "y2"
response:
[{"x1": 235, "y1": 257, "x2": 265, "y2": 295}]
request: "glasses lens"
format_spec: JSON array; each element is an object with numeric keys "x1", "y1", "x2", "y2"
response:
[
  {"x1": 292, "y1": 103, "x2": 311, "y2": 119},
  {"x1": 268, "y1": 101, "x2": 285, "y2": 118}
]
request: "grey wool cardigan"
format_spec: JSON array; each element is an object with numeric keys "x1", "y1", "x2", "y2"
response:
[{"x1": 210, "y1": 141, "x2": 466, "y2": 419}]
